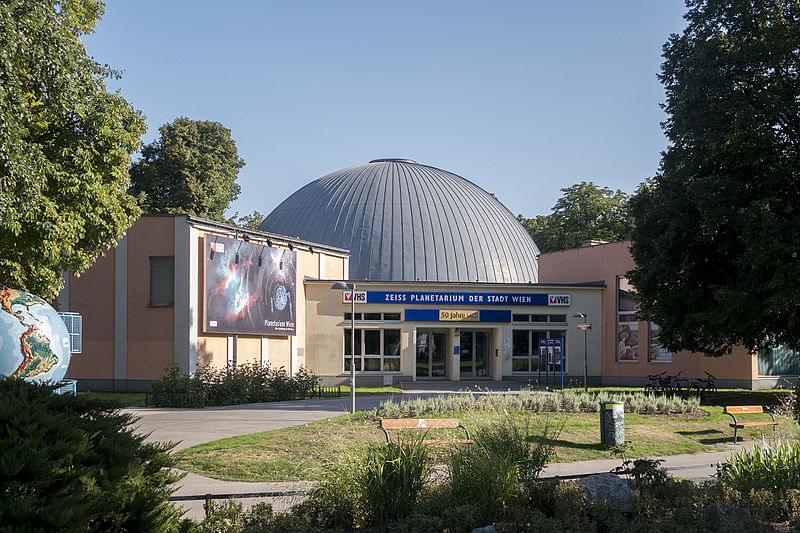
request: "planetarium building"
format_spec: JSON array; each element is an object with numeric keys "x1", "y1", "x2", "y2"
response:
[
  {"x1": 58, "y1": 158, "x2": 604, "y2": 390},
  {"x1": 261, "y1": 158, "x2": 603, "y2": 385}
]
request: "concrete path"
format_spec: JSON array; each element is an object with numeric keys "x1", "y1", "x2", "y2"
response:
[
  {"x1": 172, "y1": 472, "x2": 312, "y2": 520},
  {"x1": 127, "y1": 394, "x2": 394, "y2": 451},
  {"x1": 542, "y1": 441, "x2": 756, "y2": 483}
]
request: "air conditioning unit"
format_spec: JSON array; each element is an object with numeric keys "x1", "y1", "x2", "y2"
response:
[{"x1": 59, "y1": 312, "x2": 83, "y2": 354}]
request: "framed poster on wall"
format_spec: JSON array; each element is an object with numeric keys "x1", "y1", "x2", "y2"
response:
[
  {"x1": 616, "y1": 277, "x2": 639, "y2": 362},
  {"x1": 204, "y1": 235, "x2": 297, "y2": 335}
]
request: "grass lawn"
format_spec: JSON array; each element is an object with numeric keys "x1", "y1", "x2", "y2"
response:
[
  {"x1": 78, "y1": 391, "x2": 147, "y2": 407},
  {"x1": 176, "y1": 406, "x2": 790, "y2": 482}
]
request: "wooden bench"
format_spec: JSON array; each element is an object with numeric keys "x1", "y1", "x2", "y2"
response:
[
  {"x1": 380, "y1": 418, "x2": 473, "y2": 446},
  {"x1": 724, "y1": 405, "x2": 778, "y2": 443}
]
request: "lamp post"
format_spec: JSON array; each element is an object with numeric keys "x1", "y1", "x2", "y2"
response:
[
  {"x1": 572, "y1": 313, "x2": 592, "y2": 392},
  {"x1": 332, "y1": 281, "x2": 357, "y2": 413}
]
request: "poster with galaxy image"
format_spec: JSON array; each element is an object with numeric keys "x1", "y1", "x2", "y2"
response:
[{"x1": 204, "y1": 235, "x2": 296, "y2": 335}]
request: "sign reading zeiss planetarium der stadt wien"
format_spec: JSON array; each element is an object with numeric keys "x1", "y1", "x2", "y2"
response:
[{"x1": 355, "y1": 290, "x2": 571, "y2": 306}]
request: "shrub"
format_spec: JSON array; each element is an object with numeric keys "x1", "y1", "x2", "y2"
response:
[
  {"x1": 793, "y1": 378, "x2": 800, "y2": 425},
  {"x1": 448, "y1": 416, "x2": 560, "y2": 523},
  {"x1": 376, "y1": 390, "x2": 699, "y2": 417},
  {"x1": 149, "y1": 363, "x2": 320, "y2": 407},
  {"x1": 294, "y1": 445, "x2": 364, "y2": 530},
  {"x1": 198, "y1": 500, "x2": 310, "y2": 533},
  {"x1": 361, "y1": 437, "x2": 432, "y2": 525},
  {"x1": 718, "y1": 440, "x2": 800, "y2": 493},
  {"x1": 0, "y1": 377, "x2": 188, "y2": 531}
]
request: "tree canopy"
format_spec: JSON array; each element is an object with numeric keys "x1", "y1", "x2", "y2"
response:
[
  {"x1": 0, "y1": 0, "x2": 146, "y2": 299},
  {"x1": 629, "y1": 0, "x2": 800, "y2": 356},
  {"x1": 232, "y1": 210, "x2": 266, "y2": 230},
  {"x1": 129, "y1": 117, "x2": 245, "y2": 222},
  {"x1": 520, "y1": 182, "x2": 633, "y2": 253}
]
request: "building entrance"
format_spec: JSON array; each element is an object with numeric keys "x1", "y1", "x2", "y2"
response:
[
  {"x1": 416, "y1": 330, "x2": 447, "y2": 378},
  {"x1": 460, "y1": 330, "x2": 490, "y2": 379}
]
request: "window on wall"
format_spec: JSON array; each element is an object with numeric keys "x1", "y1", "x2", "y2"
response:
[
  {"x1": 759, "y1": 345, "x2": 800, "y2": 375},
  {"x1": 511, "y1": 330, "x2": 567, "y2": 373},
  {"x1": 149, "y1": 256, "x2": 174, "y2": 306},
  {"x1": 648, "y1": 323, "x2": 672, "y2": 362},
  {"x1": 616, "y1": 277, "x2": 639, "y2": 362},
  {"x1": 344, "y1": 312, "x2": 401, "y2": 321},
  {"x1": 512, "y1": 314, "x2": 564, "y2": 323},
  {"x1": 343, "y1": 328, "x2": 401, "y2": 372},
  {"x1": 511, "y1": 330, "x2": 549, "y2": 373}
]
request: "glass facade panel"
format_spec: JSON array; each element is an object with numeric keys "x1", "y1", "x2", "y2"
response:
[
  {"x1": 759, "y1": 345, "x2": 800, "y2": 375},
  {"x1": 363, "y1": 313, "x2": 382, "y2": 321},
  {"x1": 513, "y1": 314, "x2": 530, "y2": 322},
  {"x1": 512, "y1": 358, "x2": 530, "y2": 372},
  {"x1": 363, "y1": 357, "x2": 381, "y2": 371},
  {"x1": 512, "y1": 330, "x2": 529, "y2": 357},
  {"x1": 532, "y1": 314, "x2": 548, "y2": 322},
  {"x1": 384, "y1": 313, "x2": 401, "y2": 321},
  {"x1": 364, "y1": 329, "x2": 381, "y2": 355},
  {"x1": 384, "y1": 329, "x2": 401, "y2": 356},
  {"x1": 383, "y1": 357, "x2": 400, "y2": 372},
  {"x1": 344, "y1": 329, "x2": 362, "y2": 356}
]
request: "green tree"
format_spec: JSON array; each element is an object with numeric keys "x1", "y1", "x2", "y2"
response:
[
  {"x1": 130, "y1": 117, "x2": 245, "y2": 221},
  {"x1": 232, "y1": 210, "x2": 266, "y2": 229},
  {"x1": 629, "y1": 0, "x2": 800, "y2": 356},
  {"x1": 0, "y1": 378, "x2": 188, "y2": 531},
  {"x1": 520, "y1": 182, "x2": 633, "y2": 253},
  {"x1": 0, "y1": 0, "x2": 146, "y2": 299}
]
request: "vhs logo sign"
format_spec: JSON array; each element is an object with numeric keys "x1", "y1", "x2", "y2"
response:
[
  {"x1": 342, "y1": 290, "x2": 367, "y2": 304},
  {"x1": 547, "y1": 294, "x2": 571, "y2": 306}
]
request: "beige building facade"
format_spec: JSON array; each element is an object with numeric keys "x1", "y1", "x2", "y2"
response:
[
  {"x1": 304, "y1": 280, "x2": 604, "y2": 386},
  {"x1": 59, "y1": 215, "x2": 348, "y2": 391},
  {"x1": 539, "y1": 240, "x2": 781, "y2": 389}
]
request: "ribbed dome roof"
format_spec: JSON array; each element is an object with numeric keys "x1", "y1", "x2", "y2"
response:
[{"x1": 260, "y1": 159, "x2": 540, "y2": 283}]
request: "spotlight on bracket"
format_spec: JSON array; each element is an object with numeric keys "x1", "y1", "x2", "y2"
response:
[
  {"x1": 266, "y1": 239, "x2": 273, "y2": 248},
  {"x1": 209, "y1": 236, "x2": 219, "y2": 260},
  {"x1": 288, "y1": 242, "x2": 295, "y2": 251}
]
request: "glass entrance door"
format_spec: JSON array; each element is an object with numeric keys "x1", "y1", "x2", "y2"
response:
[
  {"x1": 459, "y1": 330, "x2": 491, "y2": 379},
  {"x1": 416, "y1": 330, "x2": 446, "y2": 378}
]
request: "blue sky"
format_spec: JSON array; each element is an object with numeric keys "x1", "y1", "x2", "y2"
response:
[{"x1": 84, "y1": 1, "x2": 687, "y2": 219}]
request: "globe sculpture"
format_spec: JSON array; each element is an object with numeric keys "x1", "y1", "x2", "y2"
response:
[{"x1": 0, "y1": 288, "x2": 71, "y2": 383}]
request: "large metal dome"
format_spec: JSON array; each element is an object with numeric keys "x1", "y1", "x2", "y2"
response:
[{"x1": 260, "y1": 159, "x2": 540, "y2": 283}]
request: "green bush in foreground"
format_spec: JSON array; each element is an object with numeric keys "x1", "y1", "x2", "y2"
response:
[
  {"x1": 0, "y1": 377, "x2": 188, "y2": 531},
  {"x1": 149, "y1": 363, "x2": 320, "y2": 407},
  {"x1": 361, "y1": 437, "x2": 432, "y2": 525},
  {"x1": 200, "y1": 450, "x2": 800, "y2": 533},
  {"x1": 377, "y1": 390, "x2": 699, "y2": 418},
  {"x1": 449, "y1": 417, "x2": 560, "y2": 523},
  {"x1": 718, "y1": 440, "x2": 800, "y2": 493}
]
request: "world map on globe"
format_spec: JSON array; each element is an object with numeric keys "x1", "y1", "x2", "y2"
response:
[{"x1": 0, "y1": 288, "x2": 71, "y2": 383}]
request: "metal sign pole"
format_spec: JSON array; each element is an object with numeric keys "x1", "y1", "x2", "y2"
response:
[
  {"x1": 560, "y1": 338, "x2": 565, "y2": 390},
  {"x1": 350, "y1": 286, "x2": 356, "y2": 414}
]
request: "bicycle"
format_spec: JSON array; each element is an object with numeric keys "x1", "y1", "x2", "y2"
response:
[
  {"x1": 691, "y1": 371, "x2": 717, "y2": 400},
  {"x1": 669, "y1": 370, "x2": 691, "y2": 399},
  {"x1": 644, "y1": 372, "x2": 667, "y2": 394}
]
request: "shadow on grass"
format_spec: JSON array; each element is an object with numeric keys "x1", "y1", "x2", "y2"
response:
[
  {"x1": 676, "y1": 429, "x2": 723, "y2": 436},
  {"x1": 676, "y1": 428, "x2": 733, "y2": 445},
  {"x1": 528, "y1": 436, "x2": 604, "y2": 451}
]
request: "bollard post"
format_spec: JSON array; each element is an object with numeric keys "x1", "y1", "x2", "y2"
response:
[{"x1": 600, "y1": 401, "x2": 625, "y2": 447}]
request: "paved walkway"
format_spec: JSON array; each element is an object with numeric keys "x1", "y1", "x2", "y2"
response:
[{"x1": 127, "y1": 394, "x2": 394, "y2": 451}]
